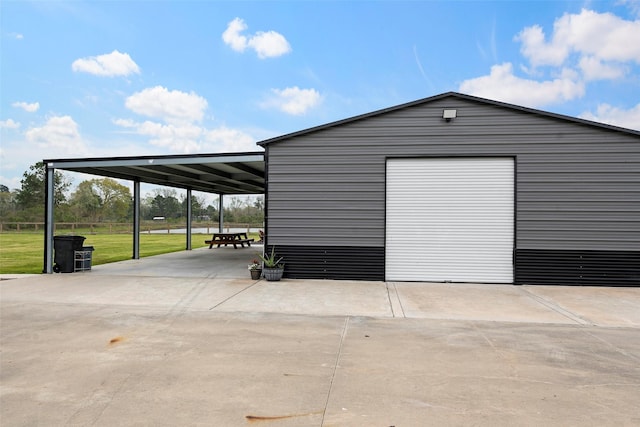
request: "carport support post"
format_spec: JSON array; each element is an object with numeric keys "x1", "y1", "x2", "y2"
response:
[
  {"x1": 133, "y1": 179, "x2": 140, "y2": 259},
  {"x1": 186, "y1": 189, "x2": 192, "y2": 250},
  {"x1": 43, "y1": 164, "x2": 55, "y2": 273},
  {"x1": 218, "y1": 194, "x2": 224, "y2": 232}
]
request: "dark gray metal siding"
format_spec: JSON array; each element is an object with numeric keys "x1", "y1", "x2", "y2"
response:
[
  {"x1": 266, "y1": 97, "x2": 639, "y2": 250},
  {"x1": 267, "y1": 153, "x2": 385, "y2": 247},
  {"x1": 264, "y1": 95, "x2": 639, "y2": 284}
]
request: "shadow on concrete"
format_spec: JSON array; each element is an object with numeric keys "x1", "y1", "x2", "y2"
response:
[{"x1": 90, "y1": 244, "x2": 264, "y2": 279}]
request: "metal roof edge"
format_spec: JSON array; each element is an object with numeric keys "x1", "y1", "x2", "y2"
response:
[
  {"x1": 256, "y1": 91, "x2": 640, "y2": 146},
  {"x1": 453, "y1": 92, "x2": 640, "y2": 137},
  {"x1": 256, "y1": 92, "x2": 456, "y2": 146},
  {"x1": 45, "y1": 151, "x2": 265, "y2": 168}
]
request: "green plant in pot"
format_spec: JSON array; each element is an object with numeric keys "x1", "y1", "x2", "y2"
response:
[{"x1": 258, "y1": 247, "x2": 284, "y2": 281}]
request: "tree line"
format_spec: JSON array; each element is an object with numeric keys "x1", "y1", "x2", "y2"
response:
[{"x1": 0, "y1": 162, "x2": 264, "y2": 225}]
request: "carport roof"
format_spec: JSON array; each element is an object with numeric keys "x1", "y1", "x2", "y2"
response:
[{"x1": 44, "y1": 151, "x2": 265, "y2": 195}]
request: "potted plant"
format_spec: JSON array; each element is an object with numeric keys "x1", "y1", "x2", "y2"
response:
[
  {"x1": 258, "y1": 247, "x2": 284, "y2": 281},
  {"x1": 248, "y1": 259, "x2": 262, "y2": 280}
]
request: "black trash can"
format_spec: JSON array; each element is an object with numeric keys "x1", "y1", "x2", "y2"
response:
[
  {"x1": 53, "y1": 235, "x2": 86, "y2": 273},
  {"x1": 74, "y1": 246, "x2": 94, "y2": 272}
]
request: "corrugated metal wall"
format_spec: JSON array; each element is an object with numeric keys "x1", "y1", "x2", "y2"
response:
[{"x1": 264, "y1": 95, "x2": 640, "y2": 284}]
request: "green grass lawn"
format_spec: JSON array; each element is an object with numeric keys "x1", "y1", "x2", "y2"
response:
[{"x1": 0, "y1": 233, "x2": 233, "y2": 274}]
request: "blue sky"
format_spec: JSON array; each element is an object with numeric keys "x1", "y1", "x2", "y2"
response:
[{"x1": 1, "y1": 0, "x2": 639, "y2": 194}]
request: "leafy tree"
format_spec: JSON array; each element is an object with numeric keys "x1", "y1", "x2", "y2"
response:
[
  {"x1": 223, "y1": 195, "x2": 264, "y2": 223},
  {"x1": 203, "y1": 202, "x2": 218, "y2": 221},
  {"x1": 14, "y1": 161, "x2": 71, "y2": 221},
  {"x1": 94, "y1": 178, "x2": 131, "y2": 221},
  {"x1": 147, "y1": 188, "x2": 181, "y2": 219},
  {"x1": 0, "y1": 188, "x2": 16, "y2": 220},
  {"x1": 180, "y1": 193, "x2": 209, "y2": 220},
  {"x1": 139, "y1": 199, "x2": 152, "y2": 221},
  {"x1": 253, "y1": 196, "x2": 264, "y2": 212},
  {"x1": 69, "y1": 178, "x2": 131, "y2": 222},
  {"x1": 69, "y1": 180, "x2": 101, "y2": 221}
]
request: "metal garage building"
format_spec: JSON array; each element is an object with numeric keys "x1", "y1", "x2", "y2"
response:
[{"x1": 258, "y1": 92, "x2": 640, "y2": 286}]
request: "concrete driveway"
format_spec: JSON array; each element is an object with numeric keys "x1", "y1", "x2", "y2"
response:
[{"x1": 1, "y1": 248, "x2": 639, "y2": 426}]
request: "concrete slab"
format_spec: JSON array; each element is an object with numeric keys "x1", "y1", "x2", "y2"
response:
[
  {"x1": 89, "y1": 245, "x2": 262, "y2": 279},
  {"x1": 213, "y1": 279, "x2": 393, "y2": 317},
  {"x1": 2, "y1": 255, "x2": 640, "y2": 426},
  {"x1": 0, "y1": 274, "x2": 256, "y2": 313},
  {"x1": 324, "y1": 317, "x2": 640, "y2": 426},
  {"x1": 392, "y1": 282, "x2": 583, "y2": 324},
  {"x1": 1, "y1": 303, "x2": 342, "y2": 426},
  {"x1": 523, "y1": 285, "x2": 640, "y2": 328},
  {"x1": 0, "y1": 274, "x2": 40, "y2": 280},
  {"x1": 2, "y1": 295, "x2": 639, "y2": 426}
]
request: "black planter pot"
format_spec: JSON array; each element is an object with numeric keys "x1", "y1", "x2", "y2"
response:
[{"x1": 250, "y1": 269, "x2": 262, "y2": 280}]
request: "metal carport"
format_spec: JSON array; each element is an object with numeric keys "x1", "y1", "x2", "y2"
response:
[{"x1": 43, "y1": 151, "x2": 265, "y2": 273}]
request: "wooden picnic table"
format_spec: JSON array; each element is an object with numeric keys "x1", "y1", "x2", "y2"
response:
[{"x1": 205, "y1": 232, "x2": 254, "y2": 249}]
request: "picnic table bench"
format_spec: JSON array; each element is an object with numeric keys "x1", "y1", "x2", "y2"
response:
[{"x1": 205, "y1": 232, "x2": 254, "y2": 249}]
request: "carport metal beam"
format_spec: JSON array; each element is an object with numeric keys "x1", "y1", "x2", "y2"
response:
[
  {"x1": 218, "y1": 194, "x2": 224, "y2": 232},
  {"x1": 133, "y1": 180, "x2": 141, "y2": 259},
  {"x1": 43, "y1": 166, "x2": 55, "y2": 273},
  {"x1": 186, "y1": 189, "x2": 192, "y2": 250}
]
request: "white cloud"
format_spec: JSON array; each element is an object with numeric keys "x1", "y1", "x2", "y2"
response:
[
  {"x1": 0, "y1": 174, "x2": 21, "y2": 192},
  {"x1": 516, "y1": 9, "x2": 640, "y2": 69},
  {"x1": 222, "y1": 18, "x2": 291, "y2": 59},
  {"x1": 114, "y1": 118, "x2": 203, "y2": 153},
  {"x1": 25, "y1": 115, "x2": 89, "y2": 155},
  {"x1": 462, "y1": 8, "x2": 639, "y2": 111},
  {"x1": 579, "y1": 56, "x2": 628, "y2": 80},
  {"x1": 619, "y1": 0, "x2": 640, "y2": 17},
  {"x1": 248, "y1": 31, "x2": 291, "y2": 59},
  {"x1": 459, "y1": 63, "x2": 585, "y2": 108},
  {"x1": 262, "y1": 86, "x2": 322, "y2": 115},
  {"x1": 580, "y1": 103, "x2": 640, "y2": 130},
  {"x1": 516, "y1": 24, "x2": 568, "y2": 67},
  {"x1": 72, "y1": 50, "x2": 140, "y2": 77},
  {"x1": 206, "y1": 127, "x2": 257, "y2": 152},
  {"x1": 125, "y1": 86, "x2": 208, "y2": 125},
  {"x1": 222, "y1": 18, "x2": 248, "y2": 52},
  {"x1": 9, "y1": 32, "x2": 24, "y2": 40},
  {"x1": 0, "y1": 119, "x2": 20, "y2": 129},
  {"x1": 116, "y1": 86, "x2": 256, "y2": 153},
  {"x1": 12, "y1": 101, "x2": 40, "y2": 112},
  {"x1": 114, "y1": 118, "x2": 256, "y2": 153}
]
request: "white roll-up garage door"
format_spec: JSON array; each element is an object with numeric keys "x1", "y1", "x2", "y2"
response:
[{"x1": 386, "y1": 158, "x2": 514, "y2": 283}]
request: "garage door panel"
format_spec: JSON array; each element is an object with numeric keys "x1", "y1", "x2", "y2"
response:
[{"x1": 386, "y1": 158, "x2": 514, "y2": 283}]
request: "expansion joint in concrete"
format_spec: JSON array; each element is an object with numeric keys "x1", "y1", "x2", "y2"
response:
[
  {"x1": 321, "y1": 316, "x2": 350, "y2": 425},
  {"x1": 386, "y1": 282, "x2": 406, "y2": 318}
]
